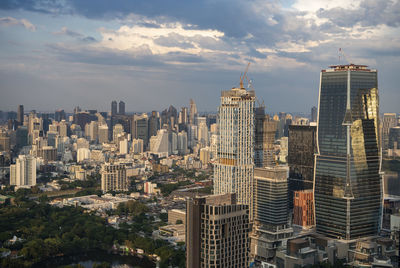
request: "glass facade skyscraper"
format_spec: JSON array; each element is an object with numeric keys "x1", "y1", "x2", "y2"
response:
[{"x1": 314, "y1": 64, "x2": 382, "y2": 240}]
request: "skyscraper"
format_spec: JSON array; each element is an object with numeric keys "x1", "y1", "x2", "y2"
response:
[
  {"x1": 189, "y1": 99, "x2": 197, "y2": 125},
  {"x1": 311, "y1": 106, "x2": 317, "y2": 122},
  {"x1": 17, "y1": 105, "x2": 24, "y2": 126},
  {"x1": 119, "y1": 101, "x2": 125, "y2": 115},
  {"x1": 186, "y1": 193, "x2": 250, "y2": 268},
  {"x1": 111, "y1": 100, "x2": 118, "y2": 116},
  {"x1": 214, "y1": 86, "x2": 255, "y2": 219},
  {"x1": 314, "y1": 64, "x2": 381, "y2": 240},
  {"x1": 382, "y1": 113, "x2": 397, "y2": 151},
  {"x1": 288, "y1": 125, "x2": 316, "y2": 208}
]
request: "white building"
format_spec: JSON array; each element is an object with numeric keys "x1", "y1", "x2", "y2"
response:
[
  {"x1": 10, "y1": 155, "x2": 36, "y2": 186},
  {"x1": 149, "y1": 129, "x2": 169, "y2": 155},
  {"x1": 77, "y1": 148, "x2": 91, "y2": 162},
  {"x1": 119, "y1": 138, "x2": 129, "y2": 154},
  {"x1": 177, "y1": 131, "x2": 188, "y2": 155},
  {"x1": 213, "y1": 86, "x2": 255, "y2": 220}
]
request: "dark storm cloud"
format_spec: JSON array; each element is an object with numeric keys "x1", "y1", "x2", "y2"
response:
[
  {"x1": 317, "y1": 0, "x2": 400, "y2": 28},
  {"x1": 0, "y1": 0, "x2": 285, "y2": 45}
]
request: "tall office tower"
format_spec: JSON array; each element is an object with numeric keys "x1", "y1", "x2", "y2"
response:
[
  {"x1": 98, "y1": 124, "x2": 109, "y2": 144},
  {"x1": 251, "y1": 166, "x2": 293, "y2": 262},
  {"x1": 169, "y1": 131, "x2": 178, "y2": 155},
  {"x1": 262, "y1": 117, "x2": 278, "y2": 167},
  {"x1": 0, "y1": 132, "x2": 10, "y2": 152},
  {"x1": 17, "y1": 105, "x2": 24, "y2": 126},
  {"x1": 16, "y1": 126, "x2": 28, "y2": 149},
  {"x1": 59, "y1": 120, "x2": 68, "y2": 137},
  {"x1": 111, "y1": 100, "x2": 118, "y2": 116},
  {"x1": 131, "y1": 114, "x2": 149, "y2": 148},
  {"x1": 388, "y1": 127, "x2": 400, "y2": 156},
  {"x1": 10, "y1": 155, "x2": 36, "y2": 186},
  {"x1": 214, "y1": 86, "x2": 255, "y2": 220},
  {"x1": 179, "y1": 107, "x2": 188, "y2": 125},
  {"x1": 187, "y1": 124, "x2": 197, "y2": 149},
  {"x1": 287, "y1": 125, "x2": 316, "y2": 209},
  {"x1": 41, "y1": 113, "x2": 51, "y2": 134},
  {"x1": 118, "y1": 101, "x2": 125, "y2": 115},
  {"x1": 54, "y1": 109, "x2": 66, "y2": 122},
  {"x1": 101, "y1": 163, "x2": 127, "y2": 192},
  {"x1": 382, "y1": 113, "x2": 397, "y2": 151},
  {"x1": 177, "y1": 131, "x2": 188, "y2": 155},
  {"x1": 254, "y1": 107, "x2": 265, "y2": 167},
  {"x1": 186, "y1": 193, "x2": 250, "y2": 268},
  {"x1": 148, "y1": 111, "x2": 160, "y2": 138},
  {"x1": 88, "y1": 120, "x2": 98, "y2": 142},
  {"x1": 197, "y1": 116, "x2": 208, "y2": 148},
  {"x1": 189, "y1": 99, "x2": 198, "y2": 125},
  {"x1": 311, "y1": 106, "x2": 317, "y2": 122},
  {"x1": 314, "y1": 64, "x2": 381, "y2": 240}
]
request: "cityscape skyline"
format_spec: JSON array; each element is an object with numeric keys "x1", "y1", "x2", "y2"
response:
[
  {"x1": 1, "y1": 1, "x2": 400, "y2": 113},
  {"x1": 1, "y1": 1, "x2": 400, "y2": 267}
]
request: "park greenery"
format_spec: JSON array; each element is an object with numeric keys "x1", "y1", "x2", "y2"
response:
[{"x1": 0, "y1": 197, "x2": 185, "y2": 268}]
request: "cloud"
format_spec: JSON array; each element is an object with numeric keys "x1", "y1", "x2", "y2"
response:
[
  {"x1": 317, "y1": 0, "x2": 400, "y2": 28},
  {"x1": 0, "y1": 16, "x2": 36, "y2": 31},
  {"x1": 53, "y1": 26, "x2": 83, "y2": 37}
]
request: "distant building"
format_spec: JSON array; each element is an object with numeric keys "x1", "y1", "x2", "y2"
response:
[
  {"x1": 382, "y1": 113, "x2": 397, "y2": 151},
  {"x1": 186, "y1": 193, "x2": 250, "y2": 268},
  {"x1": 111, "y1": 100, "x2": 118, "y2": 116},
  {"x1": 10, "y1": 155, "x2": 36, "y2": 186},
  {"x1": 143, "y1": 181, "x2": 160, "y2": 195},
  {"x1": 118, "y1": 101, "x2": 125, "y2": 115},
  {"x1": 101, "y1": 163, "x2": 128, "y2": 192},
  {"x1": 98, "y1": 124, "x2": 109, "y2": 144},
  {"x1": 168, "y1": 209, "x2": 186, "y2": 225},
  {"x1": 311, "y1": 106, "x2": 317, "y2": 122},
  {"x1": 17, "y1": 105, "x2": 24, "y2": 126},
  {"x1": 132, "y1": 139, "x2": 144, "y2": 154}
]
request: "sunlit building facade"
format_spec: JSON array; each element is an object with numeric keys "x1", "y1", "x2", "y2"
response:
[
  {"x1": 214, "y1": 87, "x2": 255, "y2": 220},
  {"x1": 314, "y1": 64, "x2": 382, "y2": 240}
]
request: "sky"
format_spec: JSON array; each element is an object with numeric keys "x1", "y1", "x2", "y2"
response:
[{"x1": 0, "y1": 0, "x2": 399, "y2": 114}]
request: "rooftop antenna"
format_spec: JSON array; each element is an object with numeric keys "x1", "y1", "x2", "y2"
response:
[{"x1": 338, "y1": 48, "x2": 352, "y2": 64}]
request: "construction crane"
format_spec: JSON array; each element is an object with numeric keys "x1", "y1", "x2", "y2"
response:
[{"x1": 239, "y1": 62, "x2": 251, "y2": 89}]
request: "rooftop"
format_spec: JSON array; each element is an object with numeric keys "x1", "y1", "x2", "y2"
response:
[{"x1": 323, "y1": 64, "x2": 374, "y2": 72}]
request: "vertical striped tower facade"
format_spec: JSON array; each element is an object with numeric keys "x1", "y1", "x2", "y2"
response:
[{"x1": 214, "y1": 87, "x2": 255, "y2": 220}]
